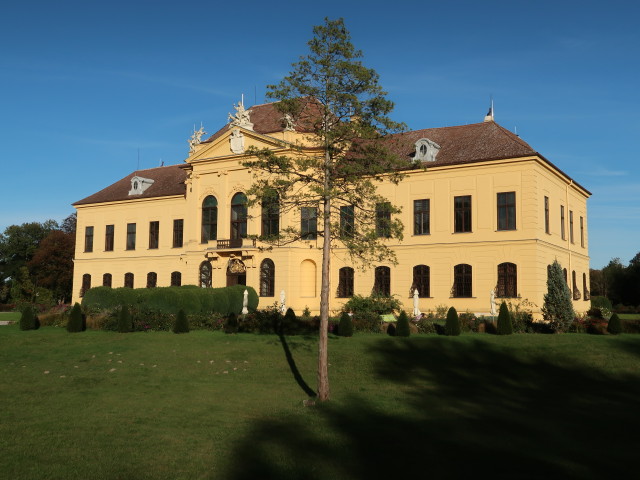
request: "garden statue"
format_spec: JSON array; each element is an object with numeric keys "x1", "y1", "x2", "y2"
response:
[
  {"x1": 490, "y1": 290, "x2": 497, "y2": 317},
  {"x1": 280, "y1": 290, "x2": 286, "y2": 314},
  {"x1": 412, "y1": 289, "x2": 421, "y2": 317},
  {"x1": 242, "y1": 289, "x2": 249, "y2": 315}
]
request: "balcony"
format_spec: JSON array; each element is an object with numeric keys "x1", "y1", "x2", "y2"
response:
[{"x1": 214, "y1": 238, "x2": 257, "y2": 251}]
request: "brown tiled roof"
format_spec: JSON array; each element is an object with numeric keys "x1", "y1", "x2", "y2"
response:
[
  {"x1": 387, "y1": 121, "x2": 536, "y2": 165},
  {"x1": 73, "y1": 164, "x2": 186, "y2": 205}
]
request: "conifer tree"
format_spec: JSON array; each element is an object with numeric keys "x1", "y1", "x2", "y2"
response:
[
  {"x1": 607, "y1": 313, "x2": 623, "y2": 335},
  {"x1": 19, "y1": 305, "x2": 39, "y2": 330},
  {"x1": 395, "y1": 310, "x2": 411, "y2": 337},
  {"x1": 338, "y1": 311, "x2": 354, "y2": 337},
  {"x1": 542, "y1": 260, "x2": 575, "y2": 332},
  {"x1": 496, "y1": 301, "x2": 513, "y2": 335},
  {"x1": 118, "y1": 305, "x2": 131, "y2": 333},
  {"x1": 172, "y1": 309, "x2": 189, "y2": 334},
  {"x1": 445, "y1": 307, "x2": 461, "y2": 336},
  {"x1": 243, "y1": 18, "x2": 406, "y2": 401},
  {"x1": 225, "y1": 312, "x2": 239, "y2": 334},
  {"x1": 67, "y1": 302, "x2": 84, "y2": 333}
]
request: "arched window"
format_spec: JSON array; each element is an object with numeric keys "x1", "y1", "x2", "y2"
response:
[
  {"x1": 199, "y1": 261, "x2": 212, "y2": 288},
  {"x1": 373, "y1": 266, "x2": 391, "y2": 296},
  {"x1": 453, "y1": 264, "x2": 472, "y2": 297},
  {"x1": 170, "y1": 271, "x2": 182, "y2": 287},
  {"x1": 231, "y1": 193, "x2": 248, "y2": 240},
  {"x1": 261, "y1": 193, "x2": 280, "y2": 238},
  {"x1": 80, "y1": 274, "x2": 91, "y2": 297},
  {"x1": 201, "y1": 196, "x2": 218, "y2": 243},
  {"x1": 102, "y1": 273, "x2": 112, "y2": 288},
  {"x1": 260, "y1": 259, "x2": 275, "y2": 297},
  {"x1": 124, "y1": 272, "x2": 134, "y2": 288},
  {"x1": 572, "y1": 270, "x2": 581, "y2": 300},
  {"x1": 412, "y1": 265, "x2": 430, "y2": 298},
  {"x1": 338, "y1": 267, "x2": 354, "y2": 298},
  {"x1": 583, "y1": 273, "x2": 590, "y2": 300},
  {"x1": 146, "y1": 272, "x2": 157, "y2": 288},
  {"x1": 497, "y1": 263, "x2": 517, "y2": 298}
]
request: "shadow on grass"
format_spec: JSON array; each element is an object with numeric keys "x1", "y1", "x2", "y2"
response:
[
  {"x1": 225, "y1": 337, "x2": 640, "y2": 480},
  {"x1": 278, "y1": 333, "x2": 316, "y2": 398}
]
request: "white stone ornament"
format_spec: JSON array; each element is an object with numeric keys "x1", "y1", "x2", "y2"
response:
[
  {"x1": 228, "y1": 98, "x2": 253, "y2": 130},
  {"x1": 188, "y1": 124, "x2": 206, "y2": 154},
  {"x1": 229, "y1": 129, "x2": 245, "y2": 154}
]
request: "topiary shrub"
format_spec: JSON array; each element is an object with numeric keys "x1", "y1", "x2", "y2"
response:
[
  {"x1": 67, "y1": 302, "x2": 85, "y2": 333},
  {"x1": 395, "y1": 310, "x2": 410, "y2": 337},
  {"x1": 118, "y1": 305, "x2": 132, "y2": 333},
  {"x1": 607, "y1": 313, "x2": 623, "y2": 335},
  {"x1": 280, "y1": 307, "x2": 297, "y2": 335},
  {"x1": 172, "y1": 309, "x2": 190, "y2": 333},
  {"x1": 225, "y1": 312, "x2": 239, "y2": 334},
  {"x1": 496, "y1": 301, "x2": 513, "y2": 335},
  {"x1": 19, "y1": 305, "x2": 39, "y2": 331},
  {"x1": 338, "y1": 311, "x2": 354, "y2": 337},
  {"x1": 445, "y1": 307, "x2": 461, "y2": 336}
]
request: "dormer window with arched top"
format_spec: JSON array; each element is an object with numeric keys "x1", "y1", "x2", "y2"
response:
[
  {"x1": 128, "y1": 176, "x2": 155, "y2": 196},
  {"x1": 413, "y1": 138, "x2": 441, "y2": 163}
]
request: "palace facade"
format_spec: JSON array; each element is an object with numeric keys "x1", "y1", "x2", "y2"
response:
[{"x1": 72, "y1": 101, "x2": 591, "y2": 318}]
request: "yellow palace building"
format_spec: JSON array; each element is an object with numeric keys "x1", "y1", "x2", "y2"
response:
[{"x1": 72, "y1": 101, "x2": 591, "y2": 318}]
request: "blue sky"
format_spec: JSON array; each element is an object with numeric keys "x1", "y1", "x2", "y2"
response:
[{"x1": 0, "y1": 0, "x2": 638, "y2": 269}]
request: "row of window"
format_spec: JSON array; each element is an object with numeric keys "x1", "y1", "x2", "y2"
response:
[
  {"x1": 84, "y1": 220, "x2": 184, "y2": 252},
  {"x1": 544, "y1": 197, "x2": 585, "y2": 246},
  {"x1": 79, "y1": 271, "x2": 183, "y2": 296}
]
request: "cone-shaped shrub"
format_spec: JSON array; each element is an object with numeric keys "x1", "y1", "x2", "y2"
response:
[
  {"x1": 445, "y1": 307, "x2": 461, "y2": 336},
  {"x1": 19, "y1": 305, "x2": 38, "y2": 331},
  {"x1": 225, "y1": 312, "x2": 238, "y2": 334},
  {"x1": 281, "y1": 307, "x2": 297, "y2": 334},
  {"x1": 67, "y1": 302, "x2": 84, "y2": 333},
  {"x1": 338, "y1": 311, "x2": 354, "y2": 337},
  {"x1": 496, "y1": 301, "x2": 513, "y2": 335},
  {"x1": 396, "y1": 310, "x2": 411, "y2": 337},
  {"x1": 118, "y1": 305, "x2": 132, "y2": 333},
  {"x1": 172, "y1": 309, "x2": 189, "y2": 334},
  {"x1": 607, "y1": 313, "x2": 623, "y2": 335}
]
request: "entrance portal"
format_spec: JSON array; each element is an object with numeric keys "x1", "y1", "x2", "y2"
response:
[{"x1": 226, "y1": 258, "x2": 247, "y2": 287}]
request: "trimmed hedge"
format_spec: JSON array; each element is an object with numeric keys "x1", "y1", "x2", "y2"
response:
[{"x1": 82, "y1": 285, "x2": 258, "y2": 316}]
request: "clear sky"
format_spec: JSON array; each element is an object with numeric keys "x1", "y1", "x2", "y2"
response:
[{"x1": 1, "y1": 0, "x2": 638, "y2": 269}]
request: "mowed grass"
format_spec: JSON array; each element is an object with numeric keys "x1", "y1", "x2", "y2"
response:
[{"x1": 1, "y1": 323, "x2": 639, "y2": 480}]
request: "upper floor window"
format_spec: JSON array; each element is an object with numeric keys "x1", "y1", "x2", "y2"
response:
[
  {"x1": 544, "y1": 197, "x2": 550, "y2": 234},
  {"x1": 412, "y1": 265, "x2": 430, "y2": 298},
  {"x1": 454, "y1": 196, "x2": 472, "y2": 233},
  {"x1": 497, "y1": 262, "x2": 517, "y2": 298},
  {"x1": 414, "y1": 199, "x2": 430, "y2": 235},
  {"x1": 560, "y1": 206, "x2": 566, "y2": 240},
  {"x1": 569, "y1": 210, "x2": 574, "y2": 243},
  {"x1": 301, "y1": 207, "x2": 318, "y2": 240},
  {"x1": 453, "y1": 264, "x2": 472, "y2": 297},
  {"x1": 170, "y1": 271, "x2": 182, "y2": 287},
  {"x1": 202, "y1": 196, "x2": 218, "y2": 243},
  {"x1": 146, "y1": 272, "x2": 157, "y2": 288},
  {"x1": 84, "y1": 226, "x2": 94, "y2": 253},
  {"x1": 340, "y1": 205, "x2": 355, "y2": 238},
  {"x1": 580, "y1": 216, "x2": 585, "y2": 248},
  {"x1": 376, "y1": 202, "x2": 391, "y2": 238},
  {"x1": 260, "y1": 259, "x2": 275, "y2": 297},
  {"x1": 102, "y1": 273, "x2": 112, "y2": 287},
  {"x1": 124, "y1": 272, "x2": 134, "y2": 288},
  {"x1": 373, "y1": 266, "x2": 391, "y2": 296},
  {"x1": 230, "y1": 193, "x2": 247, "y2": 240},
  {"x1": 173, "y1": 219, "x2": 184, "y2": 248},
  {"x1": 497, "y1": 192, "x2": 516, "y2": 231},
  {"x1": 105, "y1": 225, "x2": 114, "y2": 251},
  {"x1": 261, "y1": 193, "x2": 280, "y2": 238},
  {"x1": 337, "y1": 267, "x2": 354, "y2": 298},
  {"x1": 149, "y1": 221, "x2": 159, "y2": 249},
  {"x1": 126, "y1": 223, "x2": 136, "y2": 250}
]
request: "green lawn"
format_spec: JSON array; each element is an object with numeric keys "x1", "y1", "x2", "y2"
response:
[
  {"x1": 619, "y1": 313, "x2": 640, "y2": 321},
  {"x1": 1, "y1": 325, "x2": 639, "y2": 479}
]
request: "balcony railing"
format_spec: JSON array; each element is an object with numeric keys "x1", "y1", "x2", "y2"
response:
[{"x1": 216, "y1": 238, "x2": 256, "y2": 250}]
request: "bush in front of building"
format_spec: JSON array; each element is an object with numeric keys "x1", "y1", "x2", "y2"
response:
[
  {"x1": 19, "y1": 305, "x2": 40, "y2": 331},
  {"x1": 445, "y1": 307, "x2": 461, "y2": 336},
  {"x1": 66, "y1": 303, "x2": 86, "y2": 332},
  {"x1": 496, "y1": 301, "x2": 513, "y2": 335},
  {"x1": 395, "y1": 310, "x2": 410, "y2": 337},
  {"x1": 225, "y1": 312, "x2": 239, "y2": 334},
  {"x1": 172, "y1": 309, "x2": 189, "y2": 334},
  {"x1": 337, "y1": 311, "x2": 354, "y2": 337},
  {"x1": 118, "y1": 305, "x2": 132, "y2": 333},
  {"x1": 607, "y1": 313, "x2": 622, "y2": 335}
]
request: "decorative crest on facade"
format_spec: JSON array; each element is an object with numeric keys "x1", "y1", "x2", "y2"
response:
[
  {"x1": 228, "y1": 257, "x2": 246, "y2": 274},
  {"x1": 228, "y1": 96, "x2": 254, "y2": 130},
  {"x1": 188, "y1": 124, "x2": 207, "y2": 154},
  {"x1": 229, "y1": 128, "x2": 245, "y2": 154}
]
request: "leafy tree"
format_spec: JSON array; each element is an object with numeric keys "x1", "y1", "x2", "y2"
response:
[
  {"x1": 338, "y1": 311, "x2": 353, "y2": 337},
  {"x1": 395, "y1": 310, "x2": 411, "y2": 337},
  {"x1": 445, "y1": 307, "x2": 461, "y2": 336},
  {"x1": 28, "y1": 230, "x2": 75, "y2": 303},
  {"x1": 0, "y1": 221, "x2": 58, "y2": 284},
  {"x1": 243, "y1": 18, "x2": 406, "y2": 401},
  {"x1": 67, "y1": 302, "x2": 85, "y2": 333},
  {"x1": 542, "y1": 260, "x2": 575, "y2": 332},
  {"x1": 607, "y1": 313, "x2": 623, "y2": 335},
  {"x1": 496, "y1": 301, "x2": 513, "y2": 335},
  {"x1": 172, "y1": 309, "x2": 189, "y2": 333}
]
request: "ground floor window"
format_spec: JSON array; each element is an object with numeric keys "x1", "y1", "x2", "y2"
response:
[
  {"x1": 124, "y1": 272, "x2": 134, "y2": 288},
  {"x1": 453, "y1": 264, "x2": 472, "y2": 297},
  {"x1": 338, "y1": 267, "x2": 354, "y2": 298},
  {"x1": 260, "y1": 259, "x2": 275, "y2": 297},
  {"x1": 373, "y1": 266, "x2": 390, "y2": 296}
]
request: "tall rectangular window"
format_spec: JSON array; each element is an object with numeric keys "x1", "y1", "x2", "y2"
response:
[
  {"x1": 580, "y1": 216, "x2": 584, "y2": 248},
  {"x1": 340, "y1": 205, "x2": 354, "y2": 238},
  {"x1": 173, "y1": 219, "x2": 184, "y2": 248},
  {"x1": 105, "y1": 225, "x2": 114, "y2": 251},
  {"x1": 560, "y1": 206, "x2": 566, "y2": 240},
  {"x1": 454, "y1": 195, "x2": 472, "y2": 233},
  {"x1": 569, "y1": 211, "x2": 574, "y2": 243},
  {"x1": 376, "y1": 202, "x2": 391, "y2": 238},
  {"x1": 149, "y1": 221, "x2": 159, "y2": 249},
  {"x1": 301, "y1": 207, "x2": 317, "y2": 240},
  {"x1": 84, "y1": 226, "x2": 94, "y2": 252},
  {"x1": 126, "y1": 223, "x2": 136, "y2": 250},
  {"x1": 497, "y1": 192, "x2": 516, "y2": 231},
  {"x1": 414, "y1": 199, "x2": 430, "y2": 235},
  {"x1": 544, "y1": 197, "x2": 550, "y2": 234}
]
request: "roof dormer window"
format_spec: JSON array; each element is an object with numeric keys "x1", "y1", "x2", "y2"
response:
[
  {"x1": 128, "y1": 176, "x2": 154, "y2": 196},
  {"x1": 413, "y1": 138, "x2": 441, "y2": 163}
]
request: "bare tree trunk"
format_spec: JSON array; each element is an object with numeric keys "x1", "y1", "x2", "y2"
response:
[{"x1": 317, "y1": 148, "x2": 331, "y2": 401}]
